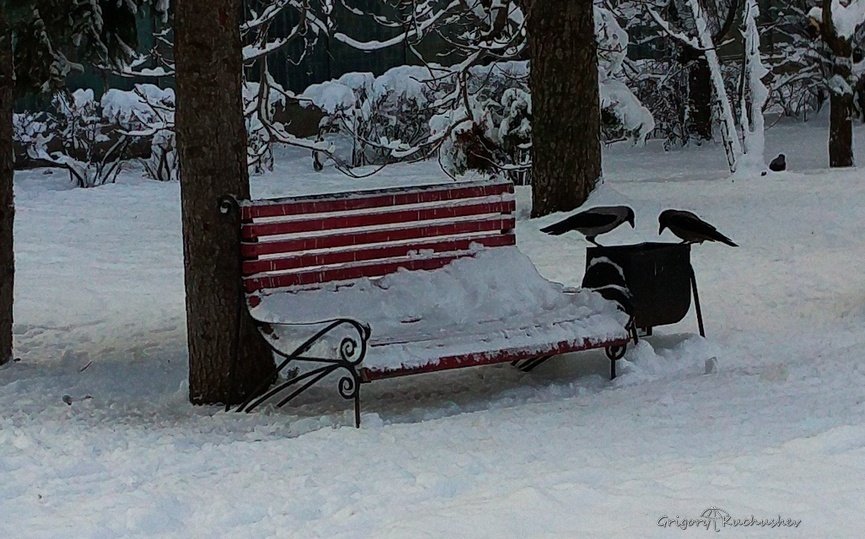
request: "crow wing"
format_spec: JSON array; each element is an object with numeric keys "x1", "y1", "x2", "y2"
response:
[
  {"x1": 672, "y1": 211, "x2": 737, "y2": 246},
  {"x1": 540, "y1": 211, "x2": 619, "y2": 236}
]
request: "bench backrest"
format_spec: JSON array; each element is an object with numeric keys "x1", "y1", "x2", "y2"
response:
[{"x1": 240, "y1": 179, "x2": 516, "y2": 301}]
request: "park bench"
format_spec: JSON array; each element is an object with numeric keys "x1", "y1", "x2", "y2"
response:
[{"x1": 224, "y1": 178, "x2": 633, "y2": 426}]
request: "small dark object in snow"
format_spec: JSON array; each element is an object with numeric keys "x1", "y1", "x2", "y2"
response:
[
  {"x1": 769, "y1": 153, "x2": 786, "y2": 172},
  {"x1": 61, "y1": 394, "x2": 93, "y2": 405},
  {"x1": 540, "y1": 206, "x2": 635, "y2": 246},
  {"x1": 659, "y1": 210, "x2": 737, "y2": 247}
]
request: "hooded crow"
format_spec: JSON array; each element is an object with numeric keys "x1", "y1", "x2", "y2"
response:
[
  {"x1": 540, "y1": 206, "x2": 635, "y2": 246},
  {"x1": 658, "y1": 209, "x2": 738, "y2": 246}
]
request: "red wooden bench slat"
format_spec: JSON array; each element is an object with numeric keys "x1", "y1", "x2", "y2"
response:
[
  {"x1": 241, "y1": 199, "x2": 515, "y2": 240},
  {"x1": 242, "y1": 233, "x2": 515, "y2": 276},
  {"x1": 241, "y1": 181, "x2": 513, "y2": 220},
  {"x1": 244, "y1": 254, "x2": 466, "y2": 292},
  {"x1": 359, "y1": 335, "x2": 631, "y2": 382},
  {"x1": 241, "y1": 217, "x2": 516, "y2": 258}
]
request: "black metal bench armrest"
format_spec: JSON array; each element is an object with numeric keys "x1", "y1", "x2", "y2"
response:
[
  {"x1": 234, "y1": 315, "x2": 372, "y2": 415},
  {"x1": 250, "y1": 314, "x2": 371, "y2": 362}
]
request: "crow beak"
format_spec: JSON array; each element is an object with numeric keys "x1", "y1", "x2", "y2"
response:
[
  {"x1": 628, "y1": 216, "x2": 635, "y2": 228},
  {"x1": 658, "y1": 224, "x2": 665, "y2": 235}
]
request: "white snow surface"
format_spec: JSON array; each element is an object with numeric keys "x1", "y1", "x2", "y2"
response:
[
  {"x1": 830, "y1": 0, "x2": 865, "y2": 39},
  {"x1": 809, "y1": 2, "x2": 865, "y2": 39},
  {"x1": 255, "y1": 248, "x2": 628, "y2": 372},
  {"x1": 4, "y1": 120, "x2": 865, "y2": 536}
]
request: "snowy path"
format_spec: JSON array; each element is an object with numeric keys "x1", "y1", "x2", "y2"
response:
[{"x1": 3, "y1": 123, "x2": 865, "y2": 537}]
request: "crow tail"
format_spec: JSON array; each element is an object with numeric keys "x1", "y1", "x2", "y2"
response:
[
  {"x1": 713, "y1": 231, "x2": 738, "y2": 247},
  {"x1": 540, "y1": 220, "x2": 569, "y2": 236}
]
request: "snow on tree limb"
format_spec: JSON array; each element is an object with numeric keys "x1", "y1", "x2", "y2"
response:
[
  {"x1": 739, "y1": 0, "x2": 768, "y2": 172},
  {"x1": 829, "y1": 0, "x2": 865, "y2": 40},
  {"x1": 647, "y1": 8, "x2": 700, "y2": 50}
]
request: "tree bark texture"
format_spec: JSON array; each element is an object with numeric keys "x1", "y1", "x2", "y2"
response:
[
  {"x1": 823, "y1": 5, "x2": 854, "y2": 168},
  {"x1": 685, "y1": 51, "x2": 713, "y2": 142},
  {"x1": 0, "y1": 9, "x2": 14, "y2": 366},
  {"x1": 174, "y1": 0, "x2": 275, "y2": 404},
  {"x1": 828, "y1": 48, "x2": 854, "y2": 168},
  {"x1": 527, "y1": 0, "x2": 601, "y2": 218}
]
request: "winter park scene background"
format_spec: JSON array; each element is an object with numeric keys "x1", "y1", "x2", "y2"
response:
[{"x1": 3, "y1": 0, "x2": 865, "y2": 536}]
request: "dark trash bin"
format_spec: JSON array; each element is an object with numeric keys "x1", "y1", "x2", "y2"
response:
[{"x1": 583, "y1": 242, "x2": 702, "y2": 335}]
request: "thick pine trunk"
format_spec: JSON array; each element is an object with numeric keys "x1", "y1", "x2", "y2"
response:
[
  {"x1": 0, "y1": 10, "x2": 14, "y2": 366},
  {"x1": 174, "y1": 0, "x2": 275, "y2": 404},
  {"x1": 528, "y1": 0, "x2": 601, "y2": 218}
]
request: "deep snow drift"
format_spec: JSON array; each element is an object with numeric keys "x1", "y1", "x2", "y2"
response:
[{"x1": 3, "y1": 121, "x2": 865, "y2": 537}]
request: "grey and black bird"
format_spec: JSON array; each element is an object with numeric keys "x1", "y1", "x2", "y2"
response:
[
  {"x1": 540, "y1": 206, "x2": 635, "y2": 246},
  {"x1": 769, "y1": 153, "x2": 786, "y2": 172},
  {"x1": 658, "y1": 209, "x2": 737, "y2": 247}
]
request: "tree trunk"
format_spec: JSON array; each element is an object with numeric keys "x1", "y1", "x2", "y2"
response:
[
  {"x1": 828, "y1": 49, "x2": 854, "y2": 168},
  {"x1": 823, "y1": 5, "x2": 855, "y2": 169},
  {"x1": 174, "y1": 0, "x2": 275, "y2": 404},
  {"x1": 528, "y1": 0, "x2": 601, "y2": 218},
  {"x1": 0, "y1": 9, "x2": 14, "y2": 366},
  {"x1": 685, "y1": 51, "x2": 713, "y2": 142}
]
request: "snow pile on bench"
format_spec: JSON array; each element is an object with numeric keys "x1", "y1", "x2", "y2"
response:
[{"x1": 254, "y1": 247, "x2": 629, "y2": 372}]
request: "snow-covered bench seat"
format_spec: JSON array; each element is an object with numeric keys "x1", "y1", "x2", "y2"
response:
[{"x1": 228, "y1": 179, "x2": 632, "y2": 426}]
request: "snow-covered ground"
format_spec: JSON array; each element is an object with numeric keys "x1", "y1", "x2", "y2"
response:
[{"x1": 3, "y1": 121, "x2": 865, "y2": 537}]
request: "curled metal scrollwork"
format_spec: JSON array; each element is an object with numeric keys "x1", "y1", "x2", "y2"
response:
[
  {"x1": 340, "y1": 336, "x2": 364, "y2": 366},
  {"x1": 338, "y1": 372, "x2": 360, "y2": 400},
  {"x1": 235, "y1": 317, "x2": 371, "y2": 420},
  {"x1": 218, "y1": 194, "x2": 240, "y2": 215},
  {"x1": 605, "y1": 344, "x2": 627, "y2": 361}
]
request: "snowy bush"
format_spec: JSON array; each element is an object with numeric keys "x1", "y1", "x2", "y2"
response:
[
  {"x1": 303, "y1": 35, "x2": 650, "y2": 182},
  {"x1": 120, "y1": 85, "x2": 178, "y2": 182},
  {"x1": 141, "y1": 130, "x2": 178, "y2": 182},
  {"x1": 431, "y1": 62, "x2": 533, "y2": 183},
  {"x1": 38, "y1": 90, "x2": 131, "y2": 188},
  {"x1": 12, "y1": 111, "x2": 56, "y2": 166},
  {"x1": 302, "y1": 66, "x2": 437, "y2": 168},
  {"x1": 11, "y1": 85, "x2": 180, "y2": 186}
]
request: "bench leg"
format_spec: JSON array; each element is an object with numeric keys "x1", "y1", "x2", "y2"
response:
[
  {"x1": 605, "y1": 344, "x2": 627, "y2": 380},
  {"x1": 354, "y1": 389, "x2": 361, "y2": 428}
]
